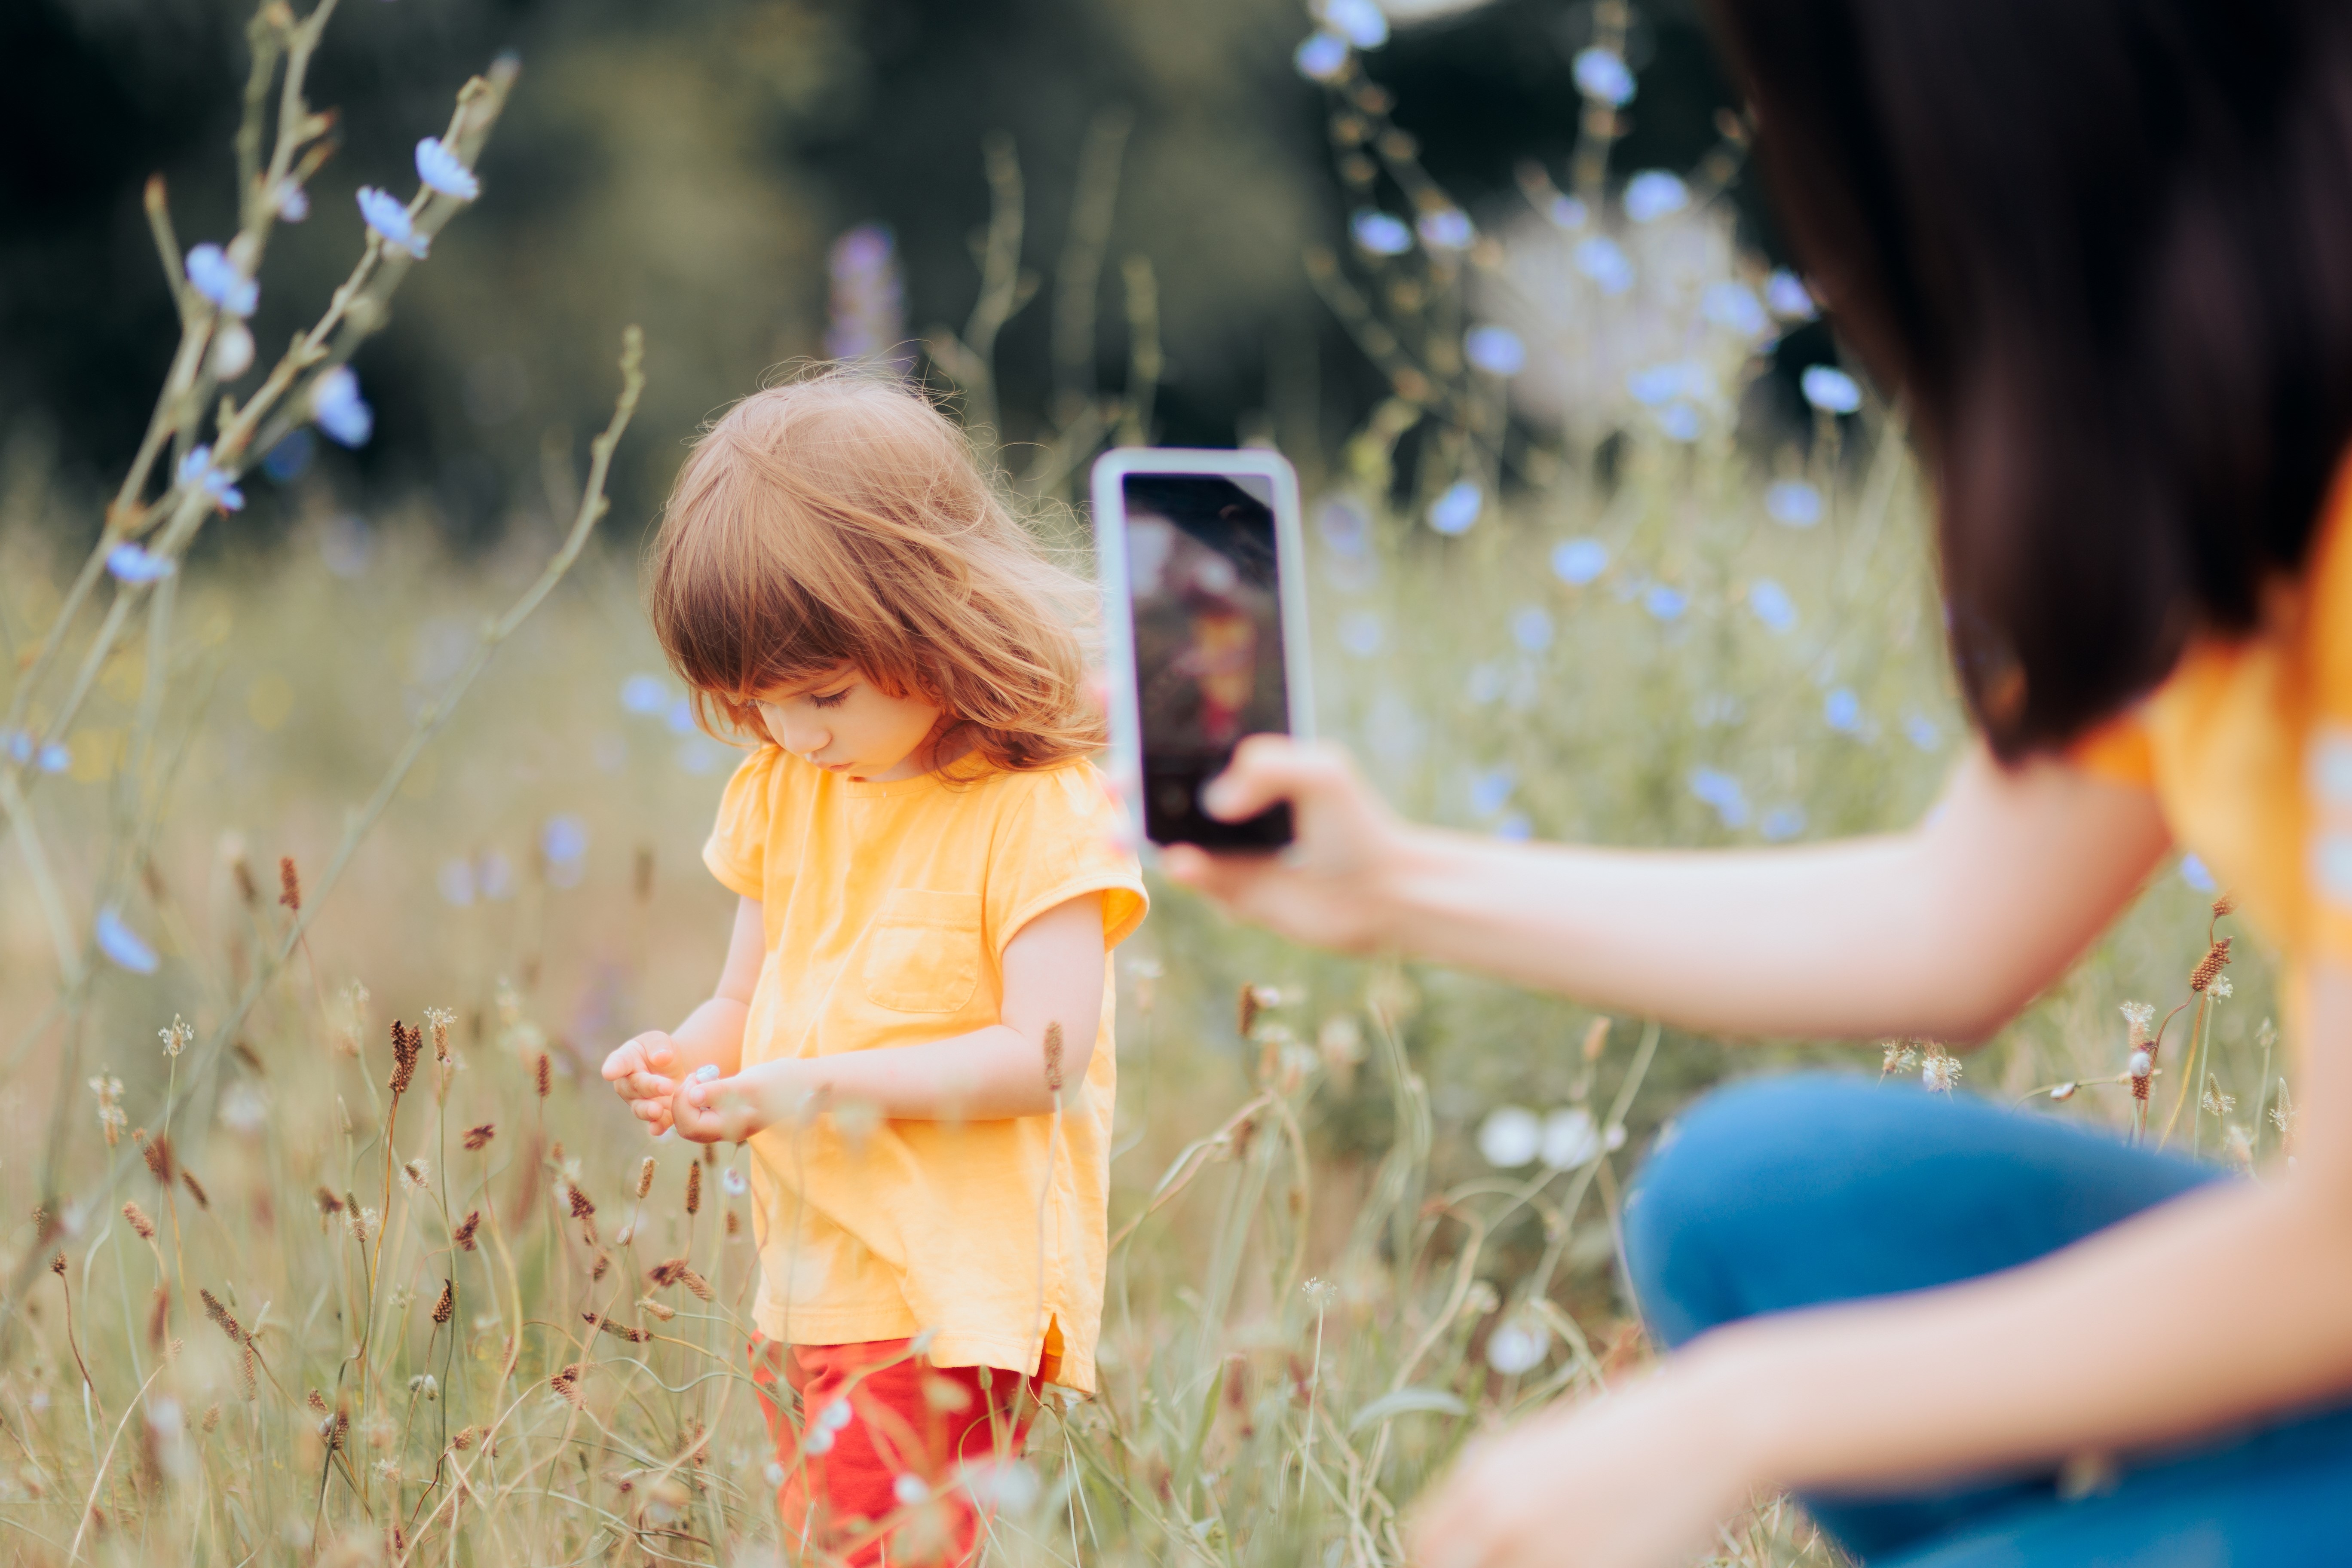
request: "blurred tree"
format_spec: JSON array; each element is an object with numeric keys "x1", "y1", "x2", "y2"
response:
[{"x1": 0, "y1": 0, "x2": 1744, "y2": 549}]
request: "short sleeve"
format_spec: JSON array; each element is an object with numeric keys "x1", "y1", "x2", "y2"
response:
[
  {"x1": 2067, "y1": 710, "x2": 2157, "y2": 790},
  {"x1": 701, "y1": 746, "x2": 781, "y2": 900},
  {"x1": 984, "y1": 764, "x2": 1149, "y2": 958},
  {"x1": 2306, "y1": 470, "x2": 2352, "y2": 957}
]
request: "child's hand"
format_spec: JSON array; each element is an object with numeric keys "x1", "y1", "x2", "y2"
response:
[
  {"x1": 602, "y1": 1031, "x2": 684, "y2": 1136},
  {"x1": 670, "y1": 1062, "x2": 778, "y2": 1145}
]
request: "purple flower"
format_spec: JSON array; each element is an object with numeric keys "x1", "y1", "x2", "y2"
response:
[
  {"x1": 107, "y1": 542, "x2": 176, "y2": 584},
  {"x1": 1801, "y1": 365, "x2": 1862, "y2": 415},
  {"x1": 1428, "y1": 480, "x2": 1483, "y2": 536},
  {"x1": 184, "y1": 244, "x2": 257, "y2": 317},
  {"x1": 1464, "y1": 325, "x2": 1527, "y2": 376},
  {"x1": 95, "y1": 908, "x2": 159, "y2": 974},
  {"x1": 1623, "y1": 171, "x2": 1688, "y2": 224},
  {"x1": 1551, "y1": 539, "x2": 1608, "y2": 585},
  {"x1": 175, "y1": 446, "x2": 245, "y2": 512},
  {"x1": 1573, "y1": 47, "x2": 1635, "y2": 107},
  {"x1": 311, "y1": 367, "x2": 374, "y2": 447},
  {"x1": 1294, "y1": 32, "x2": 1351, "y2": 82},
  {"x1": 414, "y1": 137, "x2": 480, "y2": 200},
  {"x1": 1351, "y1": 210, "x2": 1414, "y2": 257},
  {"x1": 357, "y1": 187, "x2": 428, "y2": 259}
]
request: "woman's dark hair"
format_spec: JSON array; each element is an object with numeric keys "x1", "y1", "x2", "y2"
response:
[{"x1": 1709, "y1": 0, "x2": 2352, "y2": 758}]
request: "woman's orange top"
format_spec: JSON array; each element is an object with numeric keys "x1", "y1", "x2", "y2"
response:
[{"x1": 2070, "y1": 459, "x2": 2352, "y2": 1014}]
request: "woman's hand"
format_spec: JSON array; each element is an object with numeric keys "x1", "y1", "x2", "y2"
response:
[
  {"x1": 602, "y1": 1030, "x2": 683, "y2": 1136},
  {"x1": 1408, "y1": 1361, "x2": 1766, "y2": 1568},
  {"x1": 1160, "y1": 735, "x2": 1415, "y2": 952}
]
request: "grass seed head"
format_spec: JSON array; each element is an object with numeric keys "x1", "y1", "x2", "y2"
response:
[
  {"x1": 635, "y1": 1155, "x2": 656, "y2": 1200},
  {"x1": 180, "y1": 1170, "x2": 208, "y2": 1209},
  {"x1": 463, "y1": 1122, "x2": 495, "y2": 1150},
  {"x1": 432, "y1": 1278, "x2": 455, "y2": 1325},
  {"x1": 140, "y1": 1130, "x2": 175, "y2": 1185},
  {"x1": 389, "y1": 1019, "x2": 420, "y2": 1096},
  {"x1": 2190, "y1": 937, "x2": 2233, "y2": 992},
  {"x1": 453, "y1": 1210, "x2": 481, "y2": 1251},
  {"x1": 278, "y1": 855, "x2": 300, "y2": 912},
  {"x1": 535, "y1": 1052, "x2": 551, "y2": 1098},
  {"x1": 685, "y1": 1163, "x2": 701, "y2": 1216},
  {"x1": 123, "y1": 1201, "x2": 156, "y2": 1241}
]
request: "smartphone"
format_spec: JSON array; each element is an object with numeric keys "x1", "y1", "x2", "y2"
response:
[{"x1": 1092, "y1": 447, "x2": 1314, "y2": 852}]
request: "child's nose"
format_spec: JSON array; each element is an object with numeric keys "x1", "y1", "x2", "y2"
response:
[{"x1": 777, "y1": 714, "x2": 829, "y2": 757}]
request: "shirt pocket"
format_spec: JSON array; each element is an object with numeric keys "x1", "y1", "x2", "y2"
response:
[{"x1": 859, "y1": 888, "x2": 985, "y2": 1013}]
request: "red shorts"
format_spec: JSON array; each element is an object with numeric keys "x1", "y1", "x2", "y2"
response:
[{"x1": 748, "y1": 1337, "x2": 1041, "y2": 1567}]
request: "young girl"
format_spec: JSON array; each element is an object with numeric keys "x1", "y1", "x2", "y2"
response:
[{"x1": 599, "y1": 372, "x2": 1146, "y2": 1566}]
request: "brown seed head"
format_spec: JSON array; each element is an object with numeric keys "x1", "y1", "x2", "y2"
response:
[
  {"x1": 232, "y1": 857, "x2": 259, "y2": 907},
  {"x1": 49, "y1": 1251, "x2": 64, "y2": 1277},
  {"x1": 567, "y1": 1186, "x2": 596, "y2": 1221},
  {"x1": 550, "y1": 1363, "x2": 585, "y2": 1407},
  {"x1": 307, "y1": 1390, "x2": 329, "y2": 1416},
  {"x1": 199, "y1": 1287, "x2": 245, "y2": 1344},
  {"x1": 450, "y1": 1425, "x2": 477, "y2": 1452},
  {"x1": 463, "y1": 1122, "x2": 495, "y2": 1151},
  {"x1": 585, "y1": 1311, "x2": 652, "y2": 1344},
  {"x1": 453, "y1": 1210, "x2": 481, "y2": 1251},
  {"x1": 1044, "y1": 1021, "x2": 1065, "y2": 1096},
  {"x1": 685, "y1": 1163, "x2": 701, "y2": 1216},
  {"x1": 2190, "y1": 937, "x2": 2233, "y2": 992},
  {"x1": 180, "y1": 1170, "x2": 208, "y2": 1209},
  {"x1": 123, "y1": 1201, "x2": 156, "y2": 1241},
  {"x1": 636, "y1": 1155, "x2": 656, "y2": 1200},
  {"x1": 590, "y1": 1249, "x2": 610, "y2": 1280},
  {"x1": 432, "y1": 1278, "x2": 454, "y2": 1325},
  {"x1": 535, "y1": 1053, "x2": 551, "y2": 1099},
  {"x1": 389, "y1": 1020, "x2": 420, "y2": 1096},
  {"x1": 648, "y1": 1259, "x2": 689, "y2": 1288},
  {"x1": 278, "y1": 856, "x2": 300, "y2": 912},
  {"x1": 2212, "y1": 892, "x2": 2236, "y2": 919},
  {"x1": 1582, "y1": 1016, "x2": 1612, "y2": 1062},
  {"x1": 141, "y1": 1132, "x2": 174, "y2": 1185},
  {"x1": 639, "y1": 1297, "x2": 676, "y2": 1322},
  {"x1": 316, "y1": 1186, "x2": 345, "y2": 1216},
  {"x1": 1238, "y1": 984, "x2": 1265, "y2": 1039}
]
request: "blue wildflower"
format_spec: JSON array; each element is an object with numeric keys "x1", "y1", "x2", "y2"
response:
[
  {"x1": 95, "y1": 908, "x2": 159, "y2": 974},
  {"x1": 1824, "y1": 687, "x2": 1864, "y2": 733},
  {"x1": 311, "y1": 367, "x2": 374, "y2": 447},
  {"x1": 1764, "y1": 270, "x2": 1817, "y2": 320},
  {"x1": 1470, "y1": 767, "x2": 1516, "y2": 817},
  {"x1": 1628, "y1": 361, "x2": 1705, "y2": 407},
  {"x1": 37, "y1": 741, "x2": 69, "y2": 774},
  {"x1": 1510, "y1": 605, "x2": 1554, "y2": 652},
  {"x1": 175, "y1": 446, "x2": 245, "y2": 512},
  {"x1": 1644, "y1": 585, "x2": 1687, "y2": 621},
  {"x1": 1350, "y1": 209, "x2": 1414, "y2": 257},
  {"x1": 184, "y1": 244, "x2": 257, "y2": 317},
  {"x1": 541, "y1": 814, "x2": 589, "y2": 867},
  {"x1": 1748, "y1": 579, "x2": 1797, "y2": 634},
  {"x1": 2180, "y1": 853, "x2": 2218, "y2": 894},
  {"x1": 1417, "y1": 209, "x2": 1474, "y2": 251},
  {"x1": 1464, "y1": 325, "x2": 1527, "y2": 376},
  {"x1": 1905, "y1": 714, "x2": 1942, "y2": 752},
  {"x1": 1428, "y1": 480, "x2": 1483, "y2": 536},
  {"x1": 1700, "y1": 281, "x2": 1770, "y2": 338},
  {"x1": 414, "y1": 137, "x2": 480, "y2": 201},
  {"x1": 1574, "y1": 236, "x2": 1634, "y2": 295},
  {"x1": 1765, "y1": 480, "x2": 1823, "y2": 527},
  {"x1": 1547, "y1": 195, "x2": 1589, "y2": 230},
  {"x1": 1689, "y1": 767, "x2": 1750, "y2": 828},
  {"x1": 620, "y1": 673, "x2": 670, "y2": 715},
  {"x1": 1321, "y1": 0, "x2": 1388, "y2": 48},
  {"x1": 1760, "y1": 806, "x2": 1807, "y2": 842},
  {"x1": 1294, "y1": 31, "x2": 1350, "y2": 81},
  {"x1": 1801, "y1": 365, "x2": 1863, "y2": 414},
  {"x1": 1658, "y1": 402, "x2": 1703, "y2": 443},
  {"x1": 1623, "y1": 171, "x2": 1689, "y2": 224},
  {"x1": 262, "y1": 429, "x2": 315, "y2": 482},
  {"x1": 665, "y1": 696, "x2": 698, "y2": 736},
  {"x1": 356, "y1": 186, "x2": 429, "y2": 259},
  {"x1": 1338, "y1": 611, "x2": 1384, "y2": 658},
  {"x1": 1572, "y1": 47, "x2": 1635, "y2": 106},
  {"x1": 1551, "y1": 538, "x2": 1608, "y2": 585},
  {"x1": 1495, "y1": 812, "x2": 1534, "y2": 842},
  {"x1": 274, "y1": 180, "x2": 309, "y2": 222},
  {"x1": 107, "y1": 542, "x2": 176, "y2": 584}
]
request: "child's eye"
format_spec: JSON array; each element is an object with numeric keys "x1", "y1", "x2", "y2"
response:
[{"x1": 810, "y1": 688, "x2": 850, "y2": 710}]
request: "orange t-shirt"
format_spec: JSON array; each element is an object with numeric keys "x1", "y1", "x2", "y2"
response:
[
  {"x1": 702, "y1": 747, "x2": 1147, "y2": 1393},
  {"x1": 2070, "y1": 459, "x2": 2352, "y2": 1017}
]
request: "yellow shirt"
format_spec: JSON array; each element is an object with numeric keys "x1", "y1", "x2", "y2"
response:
[
  {"x1": 2071, "y1": 457, "x2": 2352, "y2": 1023},
  {"x1": 702, "y1": 747, "x2": 1147, "y2": 1393}
]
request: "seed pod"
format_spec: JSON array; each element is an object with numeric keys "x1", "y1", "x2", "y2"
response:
[
  {"x1": 180, "y1": 1170, "x2": 209, "y2": 1209},
  {"x1": 2190, "y1": 937, "x2": 2233, "y2": 992},
  {"x1": 463, "y1": 1123, "x2": 495, "y2": 1151},
  {"x1": 635, "y1": 1156, "x2": 656, "y2": 1200},
  {"x1": 278, "y1": 856, "x2": 301, "y2": 912},
  {"x1": 535, "y1": 1053, "x2": 551, "y2": 1099},
  {"x1": 453, "y1": 1210, "x2": 480, "y2": 1251},
  {"x1": 123, "y1": 1201, "x2": 156, "y2": 1241},
  {"x1": 432, "y1": 1279, "x2": 454, "y2": 1325},
  {"x1": 685, "y1": 1164, "x2": 701, "y2": 1216}
]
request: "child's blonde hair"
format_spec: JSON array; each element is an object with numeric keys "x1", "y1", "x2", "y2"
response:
[{"x1": 648, "y1": 368, "x2": 1104, "y2": 772}]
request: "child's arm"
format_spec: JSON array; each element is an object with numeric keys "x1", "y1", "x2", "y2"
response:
[
  {"x1": 668, "y1": 892, "x2": 1104, "y2": 1142},
  {"x1": 601, "y1": 896, "x2": 764, "y2": 1138}
]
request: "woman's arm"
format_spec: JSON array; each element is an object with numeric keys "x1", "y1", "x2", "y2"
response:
[
  {"x1": 600, "y1": 895, "x2": 764, "y2": 1136},
  {"x1": 1166, "y1": 736, "x2": 2171, "y2": 1041},
  {"x1": 1411, "y1": 968, "x2": 2352, "y2": 1568},
  {"x1": 667, "y1": 892, "x2": 1105, "y2": 1140}
]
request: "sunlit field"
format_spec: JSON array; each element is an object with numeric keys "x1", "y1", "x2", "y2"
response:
[{"x1": 0, "y1": 4, "x2": 2290, "y2": 1565}]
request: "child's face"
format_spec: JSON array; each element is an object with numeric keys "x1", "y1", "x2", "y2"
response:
[{"x1": 750, "y1": 665, "x2": 945, "y2": 783}]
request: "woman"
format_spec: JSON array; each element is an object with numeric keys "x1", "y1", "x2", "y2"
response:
[{"x1": 1167, "y1": 0, "x2": 2352, "y2": 1563}]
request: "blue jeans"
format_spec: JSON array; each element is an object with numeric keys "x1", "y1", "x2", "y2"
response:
[{"x1": 1623, "y1": 1074, "x2": 2352, "y2": 1566}]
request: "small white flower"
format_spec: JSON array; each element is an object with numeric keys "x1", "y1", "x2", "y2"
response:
[
  {"x1": 1764, "y1": 270, "x2": 1817, "y2": 320},
  {"x1": 1765, "y1": 480, "x2": 1823, "y2": 527},
  {"x1": 1463, "y1": 325, "x2": 1527, "y2": 377},
  {"x1": 1572, "y1": 47, "x2": 1635, "y2": 107},
  {"x1": 1484, "y1": 1315, "x2": 1550, "y2": 1375},
  {"x1": 1294, "y1": 32, "x2": 1351, "y2": 82},
  {"x1": 804, "y1": 1426, "x2": 836, "y2": 1455},
  {"x1": 2210, "y1": 975, "x2": 2234, "y2": 999},
  {"x1": 107, "y1": 542, "x2": 175, "y2": 585},
  {"x1": 1539, "y1": 1107, "x2": 1600, "y2": 1170},
  {"x1": 892, "y1": 1473, "x2": 931, "y2": 1507},
  {"x1": 211, "y1": 320, "x2": 255, "y2": 379},
  {"x1": 1320, "y1": 0, "x2": 1388, "y2": 49},
  {"x1": 1350, "y1": 209, "x2": 1414, "y2": 257},
  {"x1": 1428, "y1": 479, "x2": 1483, "y2": 536},
  {"x1": 2119, "y1": 1001, "x2": 2156, "y2": 1035},
  {"x1": 356, "y1": 187, "x2": 429, "y2": 258},
  {"x1": 1416, "y1": 209, "x2": 1474, "y2": 250},
  {"x1": 1623, "y1": 171, "x2": 1688, "y2": 224},
  {"x1": 175, "y1": 445, "x2": 245, "y2": 512},
  {"x1": 413, "y1": 137, "x2": 480, "y2": 201},
  {"x1": 721, "y1": 1167, "x2": 748, "y2": 1197},
  {"x1": 1574, "y1": 236, "x2": 1634, "y2": 294},
  {"x1": 310, "y1": 366, "x2": 374, "y2": 448},
  {"x1": 1801, "y1": 365, "x2": 1863, "y2": 414},
  {"x1": 1477, "y1": 1106, "x2": 1542, "y2": 1169},
  {"x1": 821, "y1": 1398, "x2": 854, "y2": 1431}
]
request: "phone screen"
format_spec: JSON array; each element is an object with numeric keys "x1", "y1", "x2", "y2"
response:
[{"x1": 1121, "y1": 472, "x2": 1294, "y2": 850}]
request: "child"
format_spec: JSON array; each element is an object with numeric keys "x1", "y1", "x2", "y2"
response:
[{"x1": 600, "y1": 371, "x2": 1147, "y2": 1566}]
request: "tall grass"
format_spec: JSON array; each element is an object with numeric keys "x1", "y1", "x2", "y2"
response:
[{"x1": 0, "y1": 3, "x2": 2292, "y2": 1564}]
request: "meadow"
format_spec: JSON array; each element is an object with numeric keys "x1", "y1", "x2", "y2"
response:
[{"x1": 0, "y1": 3, "x2": 2290, "y2": 1564}]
